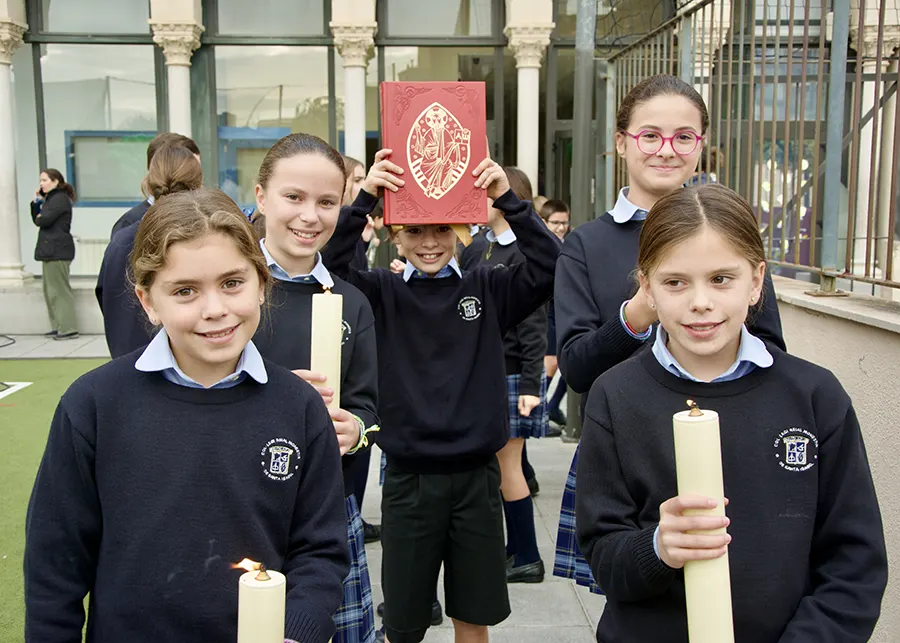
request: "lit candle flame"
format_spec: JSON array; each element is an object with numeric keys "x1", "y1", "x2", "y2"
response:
[{"x1": 233, "y1": 558, "x2": 261, "y2": 573}]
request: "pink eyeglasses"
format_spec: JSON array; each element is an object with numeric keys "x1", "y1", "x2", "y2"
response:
[{"x1": 621, "y1": 130, "x2": 704, "y2": 156}]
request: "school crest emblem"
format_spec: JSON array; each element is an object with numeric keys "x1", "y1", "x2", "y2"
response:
[
  {"x1": 458, "y1": 296, "x2": 482, "y2": 321},
  {"x1": 407, "y1": 102, "x2": 471, "y2": 200},
  {"x1": 260, "y1": 438, "x2": 301, "y2": 481},
  {"x1": 773, "y1": 428, "x2": 818, "y2": 472}
]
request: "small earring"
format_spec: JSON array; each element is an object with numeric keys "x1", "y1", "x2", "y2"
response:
[
  {"x1": 258, "y1": 297, "x2": 264, "y2": 304},
  {"x1": 648, "y1": 301, "x2": 656, "y2": 310},
  {"x1": 750, "y1": 294, "x2": 758, "y2": 304}
]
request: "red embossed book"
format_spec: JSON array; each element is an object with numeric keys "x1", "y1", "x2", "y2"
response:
[{"x1": 379, "y1": 81, "x2": 489, "y2": 225}]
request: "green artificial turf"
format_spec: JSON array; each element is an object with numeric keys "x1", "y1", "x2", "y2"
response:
[{"x1": 0, "y1": 359, "x2": 107, "y2": 643}]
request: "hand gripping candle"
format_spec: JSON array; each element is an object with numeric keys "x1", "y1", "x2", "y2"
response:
[
  {"x1": 236, "y1": 561, "x2": 286, "y2": 643},
  {"x1": 672, "y1": 400, "x2": 735, "y2": 643},
  {"x1": 310, "y1": 289, "x2": 344, "y2": 409}
]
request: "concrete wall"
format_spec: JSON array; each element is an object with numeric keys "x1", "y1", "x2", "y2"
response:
[{"x1": 774, "y1": 277, "x2": 900, "y2": 643}]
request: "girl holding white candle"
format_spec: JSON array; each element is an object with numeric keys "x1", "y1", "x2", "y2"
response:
[
  {"x1": 552, "y1": 75, "x2": 786, "y2": 595},
  {"x1": 574, "y1": 184, "x2": 887, "y2": 642},
  {"x1": 24, "y1": 189, "x2": 350, "y2": 643},
  {"x1": 252, "y1": 134, "x2": 380, "y2": 643}
]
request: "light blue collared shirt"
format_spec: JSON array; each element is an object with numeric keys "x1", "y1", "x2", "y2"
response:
[
  {"x1": 402, "y1": 256, "x2": 463, "y2": 282},
  {"x1": 485, "y1": 227, "x2": 517, "y2": 246},
  {"x1": 260, "y1": 239, "x2": 334, "y2": 287},
  {"x1": 652, "y1": 324, "x2": 773, "y2": 383},
  {"x1": 651, "y1": 324, "x2": 773, "y2": 558},
  {"x1": 135, "y1": 328, "x2": 268, "y2": 389},
  {"x1": 609, "y1": 187, "x2": 648, "y2": 223},
  {"x1": 147, "y1": 195, "x2": 155, "y2": 205}
]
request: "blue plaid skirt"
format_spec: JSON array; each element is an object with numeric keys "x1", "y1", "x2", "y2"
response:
[
  {"x1": 553, "y1": 445, "x2": 603, "y2": 595},
  {"x1": 507, "y1": 372, "x2": 549, "y2": 439},
  {"x1": 333, "y1": 495, "x2": 376, "y2": 643}
]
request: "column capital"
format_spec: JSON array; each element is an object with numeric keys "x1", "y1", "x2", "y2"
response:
[
  {"x1": 149, "y1": 21, "x2": 204, "y2": 67},
  {"x1": 505, "y1": 24, "x2": 553, "y2": 69},
  {"x1": 0, "y1": 19, "x2": 27, "y2": 65},
  {"x1": 331, "y1": 23, "x2": 376, "y2": 67},
  {"x1": 851, "y1": 1, "x2": 900, "y2": 60}
]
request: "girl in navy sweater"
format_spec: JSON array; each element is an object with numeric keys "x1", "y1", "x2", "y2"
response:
[
  {"x1": 25, "y1": 188, "x2": 349, "y2": 643},
  {"x1": 575, "y1": 184, "x2": 887, "y2": 642},
  {"x1": 251, "y1": 133, "x2": 380, "y2": 643},
  {"x1": 552, "y1": 74, "x2": 785, "y2": 593}
]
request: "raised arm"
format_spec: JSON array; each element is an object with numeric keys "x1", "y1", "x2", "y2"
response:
[{"x1": 554, "y1": 234, "x2": 647, "y2": 394}]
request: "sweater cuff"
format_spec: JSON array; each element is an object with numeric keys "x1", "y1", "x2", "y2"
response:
[
  {"x1": 632, "y1": 526, "x2": 676, "y2": 587},
  {"x1": 285, "y1": 610, "x2": 329, "y2": 643},
  {"x1": 492, "y1": 189, "x2": 527, "y2": 214}
]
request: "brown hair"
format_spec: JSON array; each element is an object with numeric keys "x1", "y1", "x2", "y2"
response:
[
  {"x1": 257, "y1": 133, "x2": 347, "y2": 189},
  {"x1": 503, "y1": 166, "x2": 534, "y2": 202},
  {"x1": 142, "y1": 146, "x2": 203, "y2": 200},
  {"x1": 146, "y1": 133, "x2": 200, "y2": 168},
  {"x1": 533, "y1": 195, "x2": 548, "y2": 215},
  {"x1": 41, "y1": 168, "x2": 76, "y2": 202},
  {"x1": 616, "y1": 75, "x2": 709, "y2": 135},
  {"x1": 638, "y1": 184, "x2": 766, "y2": 278},
  {"x1": 130, "y1": 188, "x2": 270, "y2": 297},
  {"x1": 540, "y1": 199, "x2": 569, "y2": 222}
]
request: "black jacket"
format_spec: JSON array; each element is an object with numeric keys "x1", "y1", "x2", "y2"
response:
[{"x1": 31, "y1": 188, "x2": 75, "y2": 262}]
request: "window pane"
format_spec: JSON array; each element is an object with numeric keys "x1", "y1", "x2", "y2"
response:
[
  {"x1": 217, "y1": 0, "x2": 324, "y2": 36},
  {"x1": 555, "y1": 0, "x2": 667, "y2": 39},
  {"x1": 216, "y1": 46, "x2": 329, "y2": 206},
  {"x1": 386, "y1": 0, "x2": 492, "y2": 36},
  {"x1": 41, "y1": 45, "x2": 157, "y2": 203},
  {"x1": 335, "y1": 50, "x2": 380, "y2": 167},
  {"x1": 40, "y1": 0, "x2": 150, "y2": 34}
]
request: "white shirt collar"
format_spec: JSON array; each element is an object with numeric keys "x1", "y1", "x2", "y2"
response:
[
  {"x1": 652, "y1": 324, "x2": 773, "y2": 383},
  {"x1": 402, "y1": 256, "x2": 463, "y2": 282},
  {"x1": 260, "y1": 239, "x2": 334, "y2": 288},
  {"x1": 146, "y1": 195, "x2": 155, "y2": 205},
  {"x1": 609, "y1": 187, "x2": 649, "y2": 224},
  {"x1": 135, "y1": 328, "x2": 268, "y2": 388},
  {"x1": 485, "y1": 227, "x2": 517, "y2": 246}
]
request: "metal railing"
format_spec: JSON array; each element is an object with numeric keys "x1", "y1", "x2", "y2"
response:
[{"x1": 603, "y1": 0, "x2": 900, "y2": 297}]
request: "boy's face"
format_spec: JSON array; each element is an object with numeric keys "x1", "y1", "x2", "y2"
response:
[{"x1": 392, "y1": 224, "x2": 457, "y2": 275}]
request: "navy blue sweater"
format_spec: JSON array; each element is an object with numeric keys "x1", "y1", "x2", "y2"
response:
[
  {"x1": 253, "y1": 276, "x2": 379, "y2": 496},
  {"x1": 555, "y1": 214, "x2": 785, "y2": 394},
  {"x1": 95, "y1": 222, "x2": 154, "y2": 358},
  {"x1": 576, "y1": 347, "x2": 887, "y2": 643},
  {"x1": 323, "y1": 189, "x2": 560, "y2": 472},
  {"x1": 24, "y1": 353, "x2": 349, "y2": 643}
]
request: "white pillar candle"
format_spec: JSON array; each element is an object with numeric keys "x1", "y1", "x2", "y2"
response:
[
  {"x1": 310, "y1": 290, "x2": 344, "y2": 409},
  {"x1": 672, "y1": 401, "x2": 734, "y2": 643},
  {"x1": 237, "y1": 566, "x2": 286, "y2": 643}
]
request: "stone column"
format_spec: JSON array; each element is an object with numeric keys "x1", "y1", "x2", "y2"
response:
[
  {"x1": 0, "y1": 13, "x2": 29, "y2": 284},
  {"x1": 688, "y1": 1, "x2": 731, "y2": 107},
  {"x1": 149, "y1": 22, "x2": 203, "y2": 137},
  {"x1": 331, "y1": 23, "x2": 375, "y2": 163},
  {"x1": 850, "y1": 3, "x2": 900, "y2": 288},
  {"x1": 506, "y1": 29, "x2": 552, "y2": 189}
]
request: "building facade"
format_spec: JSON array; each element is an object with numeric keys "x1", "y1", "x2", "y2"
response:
[{"x1": 0, "y1": 0, "x2": 677, "y2": 280}]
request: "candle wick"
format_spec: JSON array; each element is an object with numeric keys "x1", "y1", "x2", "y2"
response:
[
  {"x1": 686, "y1": 399, "x2": 703, "y2": 417},
  {"x1": 255, "y1": 565, "x2": 271, "y2": 582}
]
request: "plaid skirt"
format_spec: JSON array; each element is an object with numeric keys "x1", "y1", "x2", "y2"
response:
[
  {"x1": 333, "y1": 495, "x2": 376, "y2": 643},
  {"x1": 507, "y1": 372, "x2": 549, "y2": 439},
  {"x1": 553, "y1": 445, "x2": 603, "y2": 595},
  {"x1": 379, "y1": 451, "x2": 386, "y2": 486}
]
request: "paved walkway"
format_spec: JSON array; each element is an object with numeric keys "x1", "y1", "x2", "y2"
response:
[{"x1": 0, "y1": 335, "x2": 605, "y2": 641}]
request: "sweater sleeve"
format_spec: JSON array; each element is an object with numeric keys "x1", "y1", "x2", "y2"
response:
[
  {"x1": 748, "y1": 269, "x2": 786, "y2": 351},
  {"x1": 321, "y1": 190, "x2": 379, "y2": 281},
  {"x1": 554, "y1": 235, "x2": 646, "y2": 394},
  {"x1": 25, "y1": 401, "x2": 101, "y2": 643},
  {"x1": 515, "y1": 303, "x2": 548, "y2": 396},
  {"x1": 486, "y1": 190, "x2": 560, "y2": 330},
  {"x1": 282, "y1": 399, "x2": 351, "y2": 643},
  {"x1": 340, "y1": 305, "x2": 379, "y2": 441},
  {"x1": 777, "y1": 402, "x2": 887, "y2": 643},
  {"x1": 32, "y1": 193, "x2": 71, "y2": 228},
  {"x1": 575, "y1": 386, "x2": 677, "y2": 602}
]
